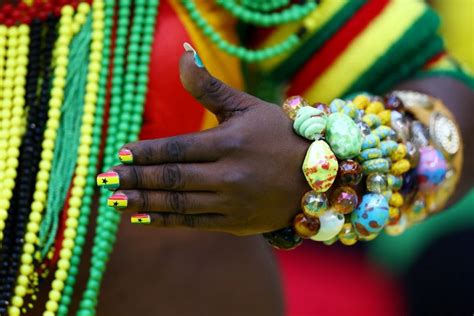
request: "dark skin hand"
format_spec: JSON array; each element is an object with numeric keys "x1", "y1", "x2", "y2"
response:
[
  {"x1": 107, "y1": 52, "x2": 474, "y2": 235},
  {"x1": 108, "y1": 51, "x2": 310, "y2": 235}
]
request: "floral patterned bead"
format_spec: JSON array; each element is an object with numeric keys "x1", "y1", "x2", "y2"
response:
[
  {"x1": 329, "y1": 186, "x2": 359, "y2": 214},
  {"x1": 302, "y1": 141, "x2": 338, "y2": 192},
  {"x1": 293, "y1": 213, "x2": 320, "y2": 238}
]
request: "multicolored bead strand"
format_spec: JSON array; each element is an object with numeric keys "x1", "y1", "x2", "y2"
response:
[
  {"x1": 8, "y1": 6, "x2": 82, "y2": 315},
  {"x1": 78, "y1": 0, "x2": 158, "y2": 314}
]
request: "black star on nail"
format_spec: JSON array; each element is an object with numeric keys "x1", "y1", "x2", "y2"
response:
[
  {"x1": 113, "y1": 201, "x2": 119, "y2": 207},
  {"x1": 102, "y1": 178, "x2": 108, "y2": 184},
  {"x1": 138, "y1": 219, "x2": 142, "y2": 222}
]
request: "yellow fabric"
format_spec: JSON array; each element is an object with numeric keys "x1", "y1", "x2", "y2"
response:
[
  {"x1": 432, "y1": 0, "x2": 474, "y2": 69},
  {"x1": 301, "y1": 0, "x2": 425, "y2": 103},
  {"x1": 169, "y1": 0, "x2": 245, "y2": 130},
  {"x1": 258, "y1": 0, "x2": 346, "y2": 72}
]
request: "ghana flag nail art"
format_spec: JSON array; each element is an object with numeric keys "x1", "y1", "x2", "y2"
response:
[
  {"x1": 107, "y1": 193, "x2": 128, "y2": 208},
  {"x1": 97, "y1": 171, "x2": 120, "y2": 189},
  {"x1": 118, "y1": 149, "x2": 133, "y2": 164},
  {"x1": 131, "y1": 214, "x2": 151, "y2": 224}
]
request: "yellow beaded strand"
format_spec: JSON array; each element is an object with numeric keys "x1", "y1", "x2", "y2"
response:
[
  {"x1": 0, "y1": 25, "x2": 8, "y2": 242},
  {"x1": 42, "y1": 2, "x2": 101, "y2": 315},
  {"x1": 8, "y1": 6, "x2": 81, "y2": 315},
  {"x1": 0, "y1": 25, "x2": 29, "y2": 244}
]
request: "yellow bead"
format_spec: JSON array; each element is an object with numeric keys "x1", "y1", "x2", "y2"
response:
[
  {"x1": 75, "y1": 13, "x2": 87, "y2": 25},
  {"x1": 73, "y1": 175, "x2": 86, "y2": 187},
  {"x1": 390, "y1": 144, "x2": 407, "y2": 161},
  {"x1": 353, "y1": 95, "x2": 370, "y2": 110},
  {"x1": 52, "y1": 280, "x2": 64, "y2": 291},
  {"x1": 20, "y1": 264, "x2": 32, "y2": 275},
  {"x1": 79, "y1": 144, "x2": 91, "y2": 156},
  {"x1": 54, "y1": 64, "x2": 67, "y2": 77},
  {"x1": 76, "y1": 155, "x2": 89, "y2": 167},
  {"x1": 48, "y1": 108, "x2": 61, "y2": 119},
  {"x1": 25, "y1": 232, "x2": 36, "y2": 243},
  {"x1": 29, "y1": 211, "x2": 41, "y2": 223},
  {"x1": 27, "y1": 222, "x2": 39, "y2": 233},
  {"x1": 390, "y1": 192, "x2": 404, "y2": 207},
  {"x1": 64, "y1": 228, "x2": 76, "y2": 239},
  {"x1": 8, "y1": 306, "x2": 20, "y2": 316},
  {"x1": 12, "y1": 294, "x2": 23, "y2": 307},
  {"x1": 66, "y1": 216, "x2": 78, "y2": 227},
  {"x1": 62, "y1": 238, "x2": 75, "y2": 249},
  {"x1": 78, "y1": 2, "x2": 91, "y2": 14},
  {"x1": 391, "y1": 159, "x2": 410, "y2": 176},
  {"x1": 36, "y1": 180, "x2": 48, "y2": 192},
  {"x1": 378, "y1": 110, "x2": 391, "y2": 125},
  {"x1": 83, "y1": 113, "x2": 94, "y2": 124},
  {"x1": 31, "y1": 201, "x2": 44, "y2": 213},
  {"x1": 49, "y1": 289, "x2": 62, "y2": 302},
  {"x1": 76, "y1": 166, "x2": 87, "y2": 176},
  {"x1": 69, "y1": 196, "x2": 82, "y2": 208},
  {"x1": 46, "y1": 301, "x2": 58, "y2": 313},
  {"x1": 14, "y1": 285, "x2": 26, "y2": 297},
  {"x1": 366, "y1": 101, "x2": 385, "y2": 114},
  {"x1": 37, "y1": 170, "x2": 50, "y2": 182},
  {"x1": 51, "y1": 87, "x2": 64, "y2": 100},
  {"x1": 42, "y1": 139, "x2": 55, "y2": 150},
  {"x1": 21, "y1": 254, "x2": 32, "y2": 265},
  {"x1": 61, "y1": 5, "x2": 74, "y2": 16},
  {"x1": 58, "y1": 259, "x2": 70, "y2": 270},
  {"x1": 55, "y1": 269, "x2": 67, "y2": 281},
  {"x1": 23, "y1": 244, "x2": 34, "y2": 256},
  {"x1": 17, "y1": 275, "x2": 29, "y2": 286}
]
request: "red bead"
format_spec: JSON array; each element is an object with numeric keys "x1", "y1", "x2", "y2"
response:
[
  {"x1": 329, "y1": 186, "x2": 359, "y2": 214},
  {"x1": 293, "y1": 213, "x2": 320, "y2": 239}
]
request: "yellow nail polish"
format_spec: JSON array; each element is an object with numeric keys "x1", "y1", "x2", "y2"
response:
[
  {"x1": 108, "y1": 193, "x2": 128, "y2": 208},
  {"x1": 131, "y1": 214, "x2": 151, "y2": 224},
  {"x1": 97, "y1": 171, "x2": 120, "y2": 189}
]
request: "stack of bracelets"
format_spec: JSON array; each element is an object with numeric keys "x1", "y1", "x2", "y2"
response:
[
  {"x1": 0, "y1": 0, "x2": 157, "y2": 315},
  {"x1": 0, "y1": 0, "x2": 464, "y2": 315},
  {"x1": 263, "y1": 92, "x2": 462, "y2": 249}
]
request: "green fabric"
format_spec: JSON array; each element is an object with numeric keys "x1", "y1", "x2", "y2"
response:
[
  {"x1": 369, "y1": 189, "x2": 474, "y2": 275},
  {"x1": 39, "y1": 15, "x2": 92, "y2": 259},
  {"x1": 344, "y1": 9, "x2": 441, "y2": 96}
]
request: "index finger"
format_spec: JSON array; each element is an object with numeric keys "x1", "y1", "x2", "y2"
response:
[{"x1": 120, "y1": 129, "x2": 223, "y2": 165}]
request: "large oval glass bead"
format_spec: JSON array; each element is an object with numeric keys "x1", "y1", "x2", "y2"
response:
[
  {"x1": 283, "y1": 95, "x2": 309, "y2": 120},
  {"x1": 329, "y1": 186, "x2": 359, "y2": 214},
  {"x1": 263, "y1": 227, "x2": 302, "y2": 250},
  {"x1": 293, "y1": 106, "x2": 327, "y2": 140},
  {"x1": 310, "y1": 210, "x2": 344, "y2": 241},
  {"x1": 301, "y1": 191, "x2": 328, "y2": 218},
  {"x1": 338, "y1": 160, "x2": 362, "y2": 185},
  {"x1": 351, "y1": 193, "x2": 389, "y2": 237},
  {"x1": 302, "y1": 140, "x2": 338, "y2": 192},
  {"x1": 326, "y1": 113, "x2": 362, "y2": 159},
  {"x1": 417, "y1": 146, "x2": 447, "y2": 191},
  {"x1": 293, "y1": 213, "x2": 320, "y2": 238}
]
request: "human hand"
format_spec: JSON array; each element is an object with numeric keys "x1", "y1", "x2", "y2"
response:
[{"x1": 98, "y1": 48, "x2": 310, "y2": 235}]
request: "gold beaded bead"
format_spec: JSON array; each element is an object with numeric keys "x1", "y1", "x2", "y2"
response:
[
  {"x1": 378, "y1": 109, "x2": 391, "y2": 125},
  {"x1": 353, "y1": 95, "x2": 370, "y2": 110},
  {"x1": 390, "y1": 192, "x2": 404, "y2": 208},
  {"x1": 391, "y1": 159, "x2": 410, "y2": 176},
  {"x1": 390, "y1": 144, "x2": 407, "y2": 161}
]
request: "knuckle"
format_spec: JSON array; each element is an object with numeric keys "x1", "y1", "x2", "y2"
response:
[
  {"x1": 222, "y1": 168, "x2": 250, "y2": 189},
  {"x1": 166, "y1": 191, "x2": 188, "y2": 214},
  {"x1": 162, "y1": 138, "x2": 186, "y2": 162},
  {"x1": 220, "y1": 133, "x2": 247, "y2": 153},
  {"x1": 160, "y1": 164, "x2": 184, "y2": 190}
]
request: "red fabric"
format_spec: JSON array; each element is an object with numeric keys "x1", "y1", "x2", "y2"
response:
[
  {"x1": 140, "y1": 0, "x2": 205, "y2": 140},
  {"x1": 288, "y1": 0, "x2": 389, "y2": 96},
  {"x1": 142, "y1": 2, "x2": 406, "y2": 315},
  {"x1": 275, "y1": 243, "x2": 405, "y2": 316}
]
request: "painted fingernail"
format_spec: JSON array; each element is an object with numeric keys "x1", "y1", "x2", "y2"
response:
[
  {"x1": 131, "y1": 213, "x2": 151, "y2": 224},
  {"x1": 108, "y1": 193, "x2": 128, "y2": 208},
  {"x1": 96, "y1": 171, "x2": 120, "y2": 189},
  {"x1": 118, "y1": 149, "x2": 133, "y2": 164},
  {"x1": 183, "y1": 42, "x2": 204, "y2": 68}
]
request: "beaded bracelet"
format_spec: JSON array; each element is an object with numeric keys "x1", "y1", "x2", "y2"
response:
[{"x1": 264, "y1": 92, "x2": 462, "y2": 250}]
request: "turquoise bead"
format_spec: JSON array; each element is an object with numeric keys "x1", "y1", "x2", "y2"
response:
[
  {"x1": 359, "y1": 148, "x2": 382, "y2": 161},
  {"x1": 329, "y1": 98, "x2": 345, "y2": 113},
  {"x1": 351, "y1": 193, "x2": 389, "y2": 236},
  {"x1": 362, "y1": 114, "x2": 381, "y2": 128},
  {"x1": 361, "y1": 134, "x2": 380, "y2": 150},
  {"x1": 362, "y1": 158, "x2": 390, "y2": 174},
  {"x1": 326, "y1": 113, "x2": 362, "y2": 159},
  {"x1": 380, "y1": 140, "x2": 398, "y2": 157},
  {"x1": 373, "y1": 125, "x2": 397, "y2": 140},
  {"x1": 293, "y1": 106, "x2": 327, "y2": 140}
]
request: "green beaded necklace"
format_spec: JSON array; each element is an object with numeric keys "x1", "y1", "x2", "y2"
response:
[
  {"x1": 75, "y1": 0, "x2": 159, "y2": 315},
  {"x1": 241, "y1": 0, "x2": 290, "y2": 12},
  {"x1": 217, "y1": 0, "x2": 316, "y2": 27},
  {"x1": 183, "y1": 0, "x2": 311, "y2": 62}
]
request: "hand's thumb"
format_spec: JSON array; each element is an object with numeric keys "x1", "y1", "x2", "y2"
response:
[{"x1": 179, "y1": 43, "x2": 257, "y2": 122}]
